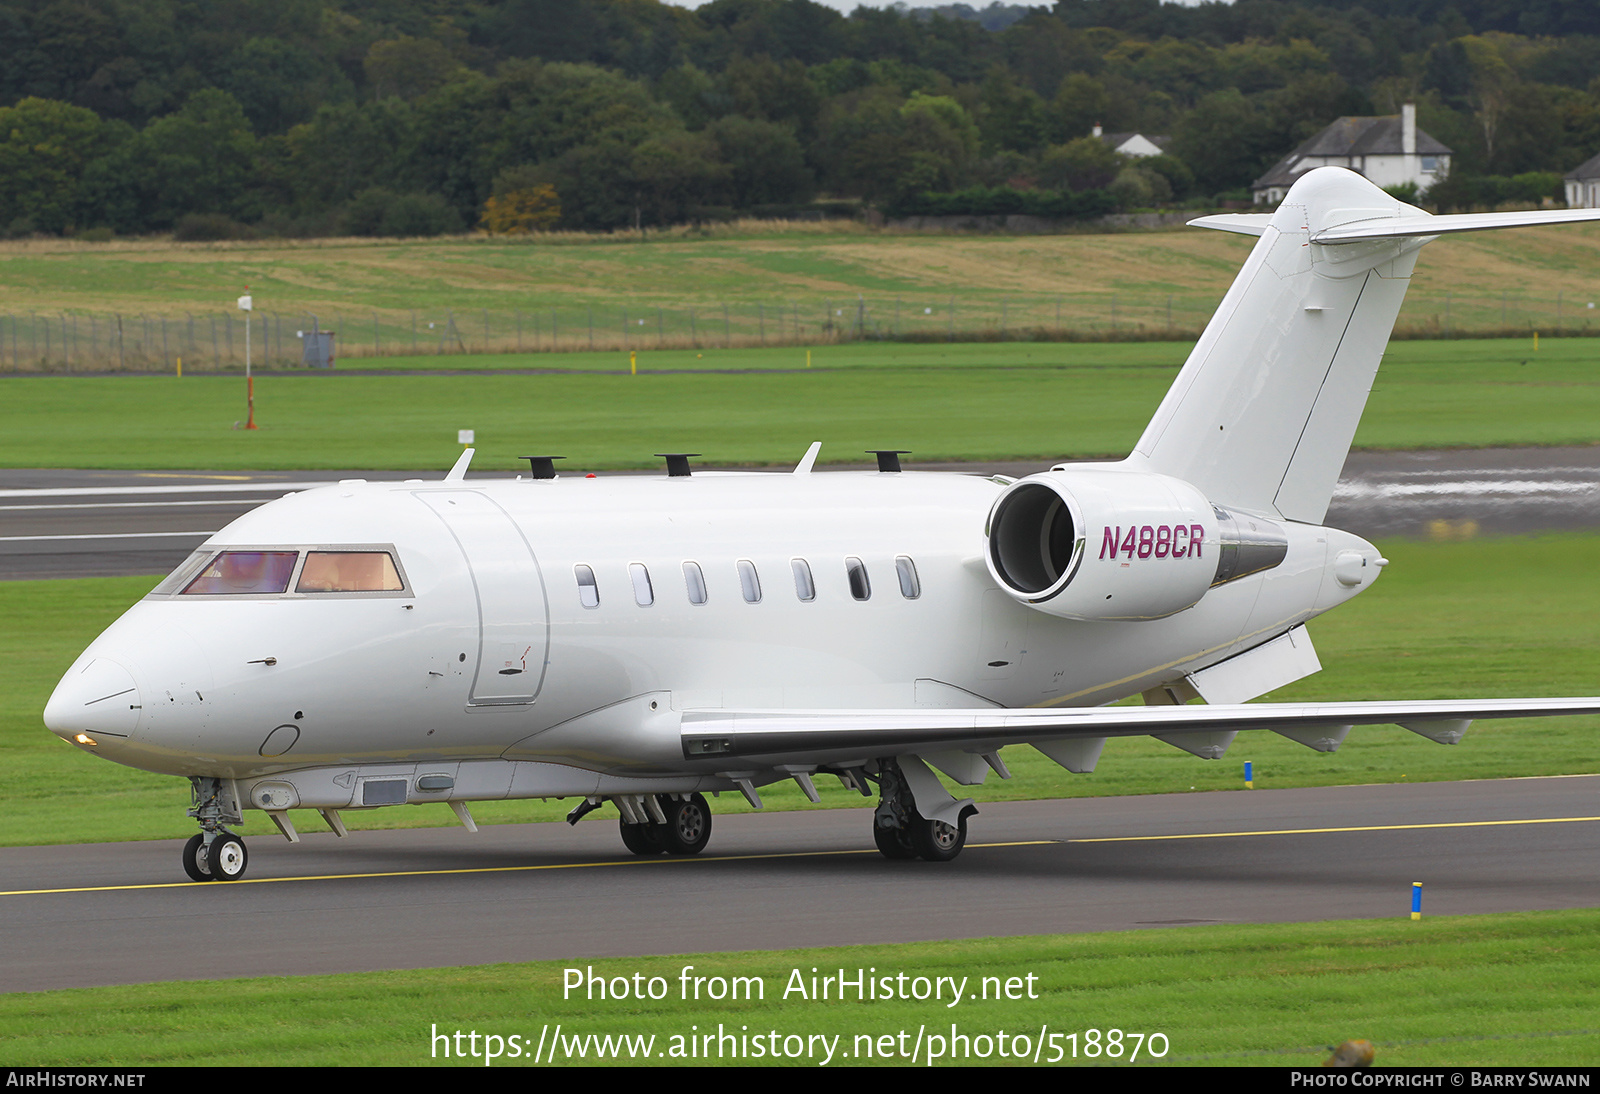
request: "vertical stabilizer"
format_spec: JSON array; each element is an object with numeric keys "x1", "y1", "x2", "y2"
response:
[{"x1": 1127, "y1": 168, "x2": 1423, "y2": 523}]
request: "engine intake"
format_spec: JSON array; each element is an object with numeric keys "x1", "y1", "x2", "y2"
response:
[{"x1": 986, "y1": 468, "x2": 1284, "y2": 621}]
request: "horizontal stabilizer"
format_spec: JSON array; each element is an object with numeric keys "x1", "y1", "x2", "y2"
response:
[
  {"x1": 1187, "y1": 213, "x2": 1273, "y2": 237},
  {"x1": 1312, "y1": 207, "x2": 1600, "y2": 244},
  {"x1": 1190, "y1": 205, "x2": 1600, "y2": 244},
  {"x1": 681, "y1": 697, "x2": 1600, "y2": 766}
]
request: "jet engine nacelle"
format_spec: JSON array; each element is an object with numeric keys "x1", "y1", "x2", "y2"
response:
[{"x1": 986, "y1": 468, "x2": 1235, "y2": 621}]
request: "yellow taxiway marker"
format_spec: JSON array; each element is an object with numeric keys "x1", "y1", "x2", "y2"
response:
[
  {"x1": 1068, "y1": 815, "x2": 1600, "y2": 843},
  {"x1": 0, "y1": 841, "x2": 1056, "y2": 897}
]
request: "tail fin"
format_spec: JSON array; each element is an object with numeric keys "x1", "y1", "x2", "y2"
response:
[{"x1": 1125, "y1": 166, "x2": 1600, "y2": 524}]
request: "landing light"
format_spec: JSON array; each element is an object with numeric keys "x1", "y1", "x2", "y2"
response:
[{"x1": 74, "y1": 734, "x2": 98, "y2": 747}]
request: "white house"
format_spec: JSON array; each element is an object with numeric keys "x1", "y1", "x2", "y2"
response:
[
  {"x1": 1093, "y1": 124, "x2": 1168, "y2": 158},
  {"x1": 1564, "y1": 152, "x2": 1600, "y2": 207},
  {"x1": 1251, "y1": 104, "x2": 1450, "y2": 205}
]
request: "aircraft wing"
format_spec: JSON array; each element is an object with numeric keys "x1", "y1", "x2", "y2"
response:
[{"x1": 681, "y1": 697, "x2": 1600, "y2": 766}]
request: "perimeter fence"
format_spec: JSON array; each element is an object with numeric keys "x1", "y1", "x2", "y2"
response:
[{"x1": 1, "y1": 289, "x2": 1595, "y2": 372}]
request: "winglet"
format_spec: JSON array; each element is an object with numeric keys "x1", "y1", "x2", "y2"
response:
[
  {"x1": 794, "y1": 441, "x2": 822, "y2": 474},
  {"x1": 445, "y1": 448, "x2": 474, "y2": 482}
]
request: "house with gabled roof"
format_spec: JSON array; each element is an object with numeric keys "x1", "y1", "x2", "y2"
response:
[
  {"x1": 1092, "y1": 124, "x2": 1168, "y2": 159},
  {"x1": 1251, "y1": 104, "x2": 1451, "y2": 205},
  {"x1": 1564, "y1": 152, "x2": 1600, "y2": 207}
]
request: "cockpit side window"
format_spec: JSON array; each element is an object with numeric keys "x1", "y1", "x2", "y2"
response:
[
  {"x1": 151, "y1": 549, "x2": 218, "y2": 596},
  {"x1": 297, "y1": 552, "x2": 404, "y2": 593},
  {"x1": 182, "y1": 551, "x2": 299, "y2": 595}
]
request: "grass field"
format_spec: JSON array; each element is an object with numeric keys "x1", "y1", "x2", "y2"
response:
[
  {"x1": 1, "y1": 335, "x2": 1596, "y2": 469},
  {"x1": 1, "y1": 223, "x2": 1598, "y2": 364},
  {"x1": 3, "y1": 911, "x2": 1597, "y2": 1066},
  {"x1": 2, "y1": 221, "x2": 1599, "y2": 315},
  {"x1": 7, "y1": 532, "x2": 1597, "y2": 847}
]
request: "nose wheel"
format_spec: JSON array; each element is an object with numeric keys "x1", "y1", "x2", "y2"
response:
[
  {"x1": 182, "y1": 833, "x2": 211, "y2": 881},
  {"x1": 183, "y1": 776, "x2": 249, "y2": 881},
  {"x1": 182, "y1": 831, "x2": 249, "y2": 882}
]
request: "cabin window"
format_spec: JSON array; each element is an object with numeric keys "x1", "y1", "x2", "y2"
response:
[
  {"x1": 845, "y1": 557, "x2": 871, "y2": 601},
  {"x1": 575, "y1": 564, "x2": 600, "y2": 608},
  {"x1": 182, "y1": 551, "x2": 299, "y2": 595},
  {"x1": 737, "y1": 560, "x2": 762, "y2": 603},
  {"x1": 297, "y1": 551, "x2": 403, "y2": 593},
  {"x1": 791, "y1": 558, "x2": 815, "y2": 602},
  {"x1": 630, "y1": 563, "x2": 654, "y2": 606},
  {"x1": 895, "y1": 556, "x2": 921, "y2": 599},
  {"x1": 683, "y1": 562, "x2": 707, "y2": 605}
]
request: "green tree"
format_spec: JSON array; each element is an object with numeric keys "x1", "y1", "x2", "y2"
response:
[
  {"x1": 1049, "y1": 73, "x2": 1111, "y2": 142},
  {"x1": 1169, "y1": 88, "x2": 1280, "y2": 194},
  {"x1": 705, "y1": 114, "x2": 813, "y2": 207},
  {"x1": 0, "y1": 97, "x2": 110, "y2": 234},
  {"x1": 364, "y1": 37, "x2": 464, "y2": 103},
  {"x1": 977, "y1": 67, "x2": 1048, "y2": 154},
  {"x1": 1037, "y1": 135, "x2": 1121, "y2": 192},
  {"x1": 97, "y1": 89, "x2": 259, "y2": 230}
]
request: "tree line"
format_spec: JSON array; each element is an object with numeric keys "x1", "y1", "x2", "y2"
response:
[{"x1": 2, "y1": 0, "x2": 1598, "y2": 238}]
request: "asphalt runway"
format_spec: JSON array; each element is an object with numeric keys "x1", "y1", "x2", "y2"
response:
[
  {"x1": 3, "y1": 775, "x2": 1597, "y2": 992},
  {"x1": 3, "y1": 446, "x2": 1598, "y2": 580}
]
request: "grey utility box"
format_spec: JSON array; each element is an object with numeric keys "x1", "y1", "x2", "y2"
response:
[{"x1": 301, "y1": 329, "x2": 337, "y2": 369}]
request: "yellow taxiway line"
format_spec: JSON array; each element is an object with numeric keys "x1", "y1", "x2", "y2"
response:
[
  {"x1": 6, "y1": 814, "x2": 1597, "y2": 897},
  {"x1": 0, "y1": 841, "x2": 1056, "y2": 897},
  {"x1": 1066, "y1": 815, "x2": 1600, "y2": 842}
]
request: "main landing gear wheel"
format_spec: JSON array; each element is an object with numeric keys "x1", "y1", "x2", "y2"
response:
[
  {"x1": 909, "y1": 816, "x2": 967, "y2": 863},
  {"x1": 209, "y1": 834, "x2": 249, "y2": 881},
  {"x1": 182, "y1": 833, "x2": 212, "y2": 882},
  {"x1": 619, "y1": 821, "x2": 664, "y2": 856},
  {"x1": 658, "y1": 793, "x2": 712, "y2": 856},
  {"x1": 873, "y1": 821, "x2": 916, "y2": 860},
  {"x1": 869, "y1": 757, "x2": 975, "y2": 863}
]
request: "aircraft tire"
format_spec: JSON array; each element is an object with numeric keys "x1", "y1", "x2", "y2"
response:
[
  {"x1": 658, "y1": 793, "x2": 712, "y2": 856},
  {"x1": 182, "y1": 833, "x2": 213, "y2": 882},
  {"x1": 873, "y1": 821, "x2": 916, "y2": 860},
  {"x1": 909, "y1": 816, "x2": 966, "y2": 863},
  {"x1": 619, "y1": 821, "x2": 664, "y2": 856},
  {"x1": 209, "y1": 834, "x2": 249, "y2": 881}
]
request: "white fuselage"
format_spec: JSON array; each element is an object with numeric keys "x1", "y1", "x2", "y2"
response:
[{"x1": 46, "y1": 467, "x2": 1379, "y2": 786}]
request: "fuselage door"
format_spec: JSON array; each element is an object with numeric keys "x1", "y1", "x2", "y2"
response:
[{"x1": 416, "y1": 491, "x2": 549, "y2": 705}]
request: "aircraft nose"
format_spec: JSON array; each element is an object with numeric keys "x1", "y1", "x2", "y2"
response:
[{"x1": 44, "y1": 657, "x2": 142, "y2": 746}]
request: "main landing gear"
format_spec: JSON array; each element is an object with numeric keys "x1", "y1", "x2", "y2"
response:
[
  {"x1": 871, "y1": 758, "x2": 974, "y2": 863},
  {"x1": 183, "y1": 777, "x2": 250, "y2": 882},
  {"x1": 615, "y1": 793, "x2": 713, "y2": 857}
]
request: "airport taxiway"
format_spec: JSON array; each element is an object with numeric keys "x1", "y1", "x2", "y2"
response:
[
  {"x1": 3, "y1": 775, "x2": 1597, "y2": 992},
  {"x1": 3, "y1": 447, "x2": 1598, "y2": 580}
]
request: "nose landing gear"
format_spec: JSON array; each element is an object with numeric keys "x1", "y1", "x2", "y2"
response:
[{"x1": 183, "y1": 777, "x2": 249, "y2": 882}]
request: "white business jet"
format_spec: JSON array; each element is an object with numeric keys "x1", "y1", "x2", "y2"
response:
[{"x1": 44, "y1": 167, "x2": 1600, "y2": 881}]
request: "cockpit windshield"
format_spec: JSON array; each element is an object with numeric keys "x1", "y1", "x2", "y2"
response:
[
  {"x1": 148, "y1": 546, "x2": 410, "y2": 599},
  {"x1": 183, "y1": 551, "x2": 299, "y2": 595},
  {"x1": 296, "y1": 552, "x2": 403, "y2": 592}
]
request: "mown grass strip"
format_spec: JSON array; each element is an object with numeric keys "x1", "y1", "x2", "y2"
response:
[
  {"x1": 1, "y1": 336, "x2": 1597, "y2": 470},
  {"x1": 2, "y1": 910, "x2": 1598, "y2": 1066}
]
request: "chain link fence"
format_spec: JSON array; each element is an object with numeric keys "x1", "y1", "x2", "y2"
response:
[{"x1": 1, "y1": 290, "x2": 1594, "y2": 372}]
